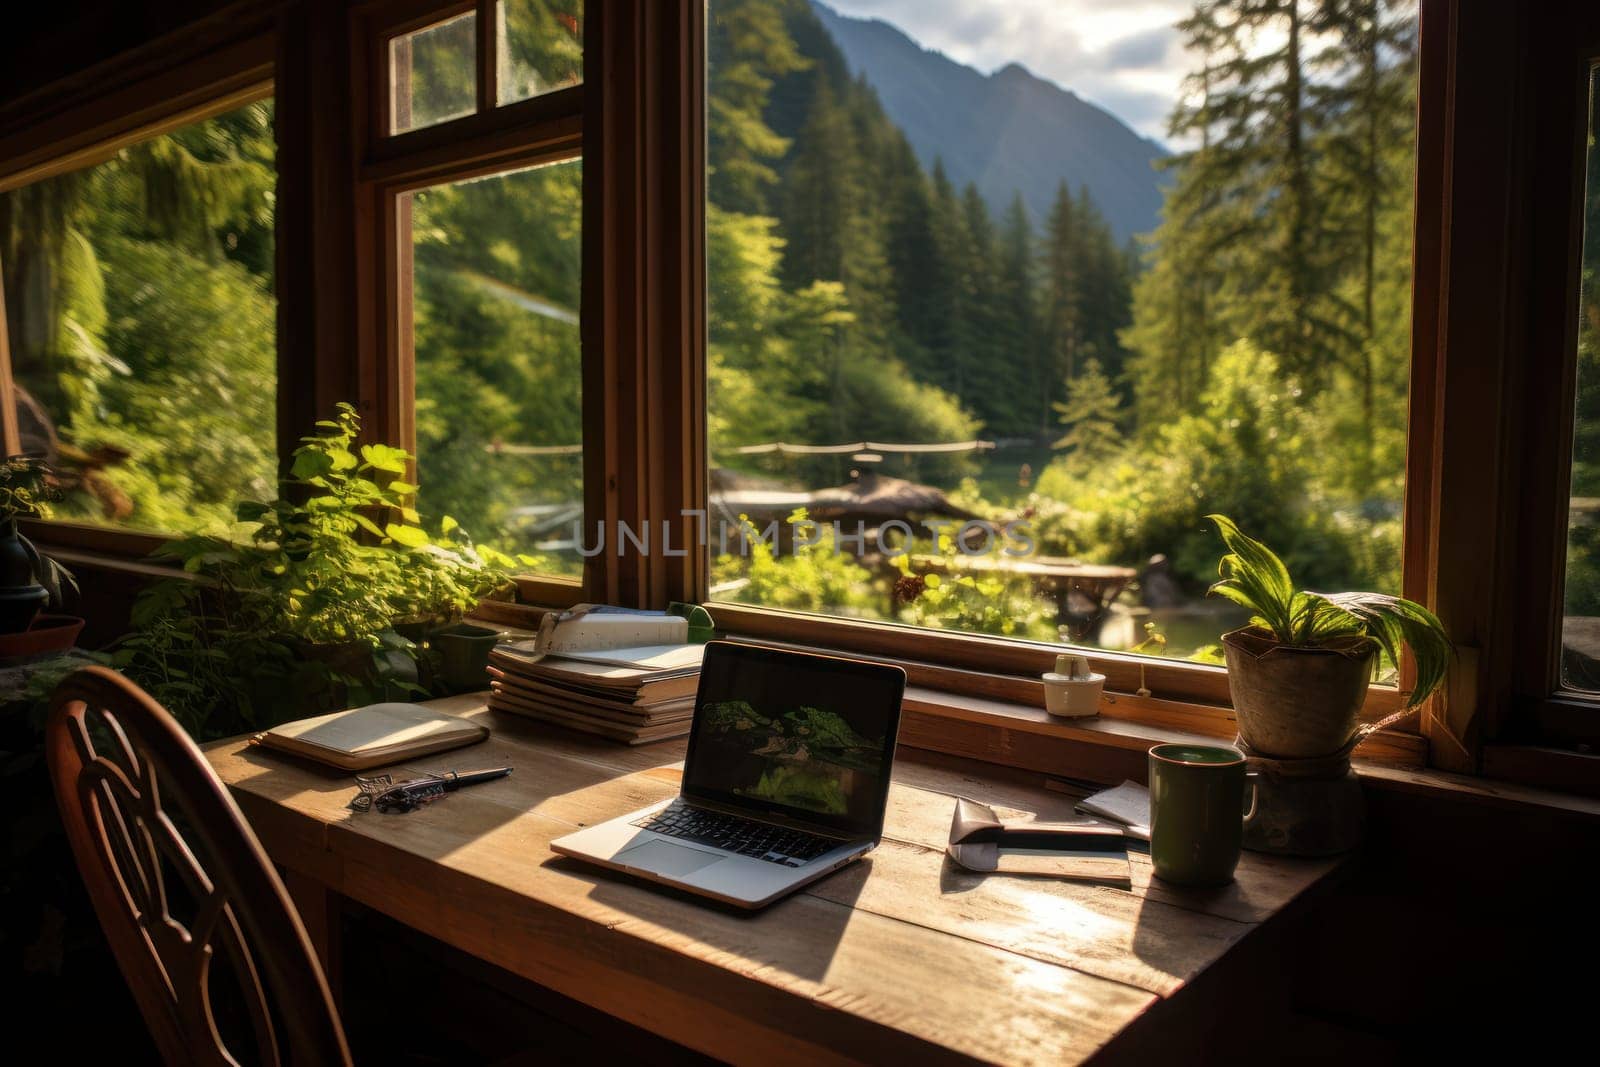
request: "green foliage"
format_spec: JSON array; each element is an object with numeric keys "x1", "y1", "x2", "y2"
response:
[
  {"x1": 1207, "y1": 514, "x2": 1449, "y2": 706},
  {"x1": 115, "y1": 404, "x2": 529, "y2": 736},
  {"x1": 0, "y1": 454, "x2": 56, "y2": 520},
  {"x1": 1035, "y1": 340, "x2": 1391, "y2": 592},
  {"x1": 0, "y1": 99, "x2": 277, "y2": 535},
  {"x1": 709, "y1": 0, "x2": 808, "y2": 214},
  {"x1": 711, "y1": 510, "x2": 880, "y2": 616},
  {"x1": 410, "y1": 159, "x2": 583, "y2": 565},
  {"x1": 891, "y1": 533, "x2": 1057, "y2": 641}
]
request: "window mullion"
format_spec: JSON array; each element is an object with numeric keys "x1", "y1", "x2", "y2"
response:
[{"x1": 581, "y1": 0, "x2": 706, "y2": 609}]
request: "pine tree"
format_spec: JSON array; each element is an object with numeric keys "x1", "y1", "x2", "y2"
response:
[
  {"x1": 1123, "y1": 7, "x2": 1230, "y2": 423},
  {"x1": 929, "y1": 160, "x2": 973, "y2": 399},
  {"x1": 883, "y1": 138, "x2": 956, "y2": 385},
  {"x1": 778, "y1": 78, "x2": 855, "y2": 289},
  {"x1": 1165, "y1": 0, "x2": 1341, "y2": 384},
  {"x1": 1042, "y1": 181, "x2": 1081, "y2": 391},
  {"x1": 707, "y1": 0, "x2": 807, "y2": 217},
  {"x1": 1051, "y1": 358, "x2": 1123, "y2": 466},
  {"x1": 956, "y1": 182, "x2": 1027, "y2": 434},
  {"x1": 1072, "y1": 186, "x2": 1132, "y2": 384},
  {"x1": 1310, "y1": 0, "x2": 1418, "y2": 483},
  {"x1": 996, "y1": 194, "x2": 1046, "y2": 433}
]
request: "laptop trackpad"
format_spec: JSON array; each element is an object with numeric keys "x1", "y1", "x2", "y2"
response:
[{"x1": 618, "y1": 840, "x2": 727, "y2": 877}]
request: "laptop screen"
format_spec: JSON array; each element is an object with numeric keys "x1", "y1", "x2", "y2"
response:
[{"x1": 681, "y1": 642, "x2": 906, "y2": 838}]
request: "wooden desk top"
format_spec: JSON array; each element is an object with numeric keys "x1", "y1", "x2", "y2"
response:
[{"x1": 206, "y1": 696, "x2": 1343, "y2": 1066}]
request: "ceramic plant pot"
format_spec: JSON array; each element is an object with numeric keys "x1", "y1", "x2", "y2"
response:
[
  {"x1": 432, "y1": 622, "x2": 505, "y2": 693},
  {"x1": 0, "y1": 517, "x2": 48, "y2": 634},
  {"x1": 1221, "y1": 627, "x2": 1375, "y2": 759}
]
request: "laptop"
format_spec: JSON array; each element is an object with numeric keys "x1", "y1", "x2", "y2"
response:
[{"x1": 550, "y1": 641, "x2": 907, "y2": 909}]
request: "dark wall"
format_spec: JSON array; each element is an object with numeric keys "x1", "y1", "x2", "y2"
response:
[{"x1": 2, "y1": 1, "x2": 248, "y2": 106}]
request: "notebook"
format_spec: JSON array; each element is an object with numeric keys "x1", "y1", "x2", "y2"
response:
[
  {"x1": 946, "y1": 797, "x2": 1132, "y2": 887},
  {"x1": 252, "y1": 702, "x2": 489, "y2": 771}
]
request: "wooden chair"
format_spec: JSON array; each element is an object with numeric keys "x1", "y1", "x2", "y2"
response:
[{"x1": 46, "y1": 666, "x2": 352, "y2": 1066}]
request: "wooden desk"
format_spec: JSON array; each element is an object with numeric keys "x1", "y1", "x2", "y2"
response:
[{"x1": 206, "y1": 696, "x2": 1344, "y2": 1065}]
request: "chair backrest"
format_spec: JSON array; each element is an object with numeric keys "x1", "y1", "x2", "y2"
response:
[{"x1": 46, "y1": 666, "x2": 351, "y2": 1066}]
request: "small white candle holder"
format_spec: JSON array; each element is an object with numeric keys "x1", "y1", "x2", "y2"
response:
[{"x1": 1042, "y1": 653, "x2": 1104, "y2": 718}]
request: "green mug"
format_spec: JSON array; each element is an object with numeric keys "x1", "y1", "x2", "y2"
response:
[{"x1": 1147, "y1": 743, "x2": 1257, "y2": 886}]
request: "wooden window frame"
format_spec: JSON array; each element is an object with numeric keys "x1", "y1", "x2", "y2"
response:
[
  {"x1": 350, "y1": 0, "x2": 587, "y2": 611},
  {"x1": 1496, "y1": 2, "x2": 1600, "y2": 789}
]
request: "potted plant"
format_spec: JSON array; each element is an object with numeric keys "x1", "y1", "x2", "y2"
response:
[
  {"x1": 116, "y1": 403, "x2": 533, "y2": 738},
  {"x1": 1207, "y1": 515, "x2": 1450, "y2": 758},
  {"x1": 0, "y1": 454, "x2": 82, "y2": 652}
]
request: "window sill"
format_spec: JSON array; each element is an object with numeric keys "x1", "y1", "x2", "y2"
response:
[
  {"x1": 21, "y1": 517, "x2": 172, "y2": 561},
  {"x1": 894, "y1": 684, "x2": 1425, "y2": 781},
  {"x1": 478, "y1": 597, "x2": 1428, "y2": 772},
  {"x1": 899, "y1": 686, "x2": 1600, "y2": 821}
]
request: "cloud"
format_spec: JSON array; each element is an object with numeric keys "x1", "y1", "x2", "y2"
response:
[
  {"x1": 1105, "y1": 26, "x2": 1179, "y2": 70},
  {"x1": 821, "y1": 0, "x2": 1195, "y2": 145}
]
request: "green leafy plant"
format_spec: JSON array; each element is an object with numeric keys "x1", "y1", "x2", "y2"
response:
[
  {"x1": 116, "y1": 403, "x2": 535, "y2": 735},
  {"x1": 1207, "y1": 514, "x2": 1450, "y2": 706}
]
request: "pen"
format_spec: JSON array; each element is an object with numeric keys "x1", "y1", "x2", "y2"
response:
[{"x1": 373, "y1": 767, "x2": 513, "y2": 813}]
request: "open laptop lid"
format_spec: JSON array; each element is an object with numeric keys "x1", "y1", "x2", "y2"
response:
[{"x1": 681, "y1": 642, "x2": 906, "y2": 840}]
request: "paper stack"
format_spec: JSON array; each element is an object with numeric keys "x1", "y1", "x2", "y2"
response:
[
  {"x1": 1074, "y1": 780, "x2": 1151, "y2": 841},
  {"x1": 487, "y1": 642, "x2": 705, "y2": 744}
]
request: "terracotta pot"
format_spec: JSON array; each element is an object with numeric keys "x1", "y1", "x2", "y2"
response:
[
  {"x1": 1221, "y1": 627, "x2": 1375, "y2": 759},
  {"x1": 0, "y1": 613, "x2": 86, "y2": 661}
]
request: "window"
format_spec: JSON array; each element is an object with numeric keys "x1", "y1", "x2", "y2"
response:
[
  {"x1": 705, "y1": 1, "x2": 1420, "y2": 667},
  {"x1": 407, "y1": 158, "x2": 583, "y2": 575},
  {"x1": 387, "y1": 1, "x2": 583, "y2": 135},
  {"x1": 0, "y1": 99, "x2": 276, "y2": 534},
  {"x1": 1560, "y1": 62, "x2": 1600, "y2": 693},
  {"x1": 391, "y1": 11, "x2": 479, "y2": 133},
  {"x1": 497, "y1": 0, "x2": 584, "y2": 106},
  {"x1": 369, "y1": 0, "x2": 586, "y2": 580}
]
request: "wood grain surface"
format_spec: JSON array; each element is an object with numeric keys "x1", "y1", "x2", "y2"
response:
[{"x1": 206, "y1": 695, "x2": 1345, "y2": 1065}]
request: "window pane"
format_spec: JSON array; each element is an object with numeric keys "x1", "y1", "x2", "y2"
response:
[
  {"x1": 706, "y1": 0, "x2": 1419, "y2": 664},
  {"x1": 497, "y1": 0, "x2": 583, "y2": 106},
  {"x1": 408, "y1": 158, "x2": 582, "y2": 575},
  {"x1": 1, "y1": 100, "x2": 276, "y2": 534},
  {"x1": 1560, "y1": 64, "x2": 1600, "y2": 691},
  {"x1": 391, "y1": 10, "x2": 478, "y2": 133}
]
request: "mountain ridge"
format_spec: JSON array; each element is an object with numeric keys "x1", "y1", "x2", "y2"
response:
[{"x1": 810, "y1": 1, "x2": 1168, "y2": 241}]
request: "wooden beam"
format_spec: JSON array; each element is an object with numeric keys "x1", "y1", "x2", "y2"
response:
[
  {"x1": 276, "y1": 1, "x2": 363, "y2": 468},
  {"x1": 0, "y1": 35, "x2": 273, "y2": 194}
]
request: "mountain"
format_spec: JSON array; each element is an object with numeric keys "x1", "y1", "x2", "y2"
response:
[{"x1": 810, "y1": 1, "x2": 1168, "y2": 242}]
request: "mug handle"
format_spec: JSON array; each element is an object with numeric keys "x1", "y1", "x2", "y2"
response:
[{"x1": 1242, "y1": 771, "x2": 1260, "y2": 823}]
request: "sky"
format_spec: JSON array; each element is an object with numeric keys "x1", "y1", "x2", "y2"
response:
[{"x1": 821, "y1": 0, "x2": 1198, "y2": 146}]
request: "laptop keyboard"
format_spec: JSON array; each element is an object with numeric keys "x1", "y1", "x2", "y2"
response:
[{"x1": 632, "y1": 802, "x2": 837, "y2": 867}]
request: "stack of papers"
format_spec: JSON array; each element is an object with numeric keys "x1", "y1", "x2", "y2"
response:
[
  {"x1": 1074, "y1": 781, "x2": 1151, "y2": 841},
  {"x1": 486, "y1": 642, "x2": 704, "y2": 744}
]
